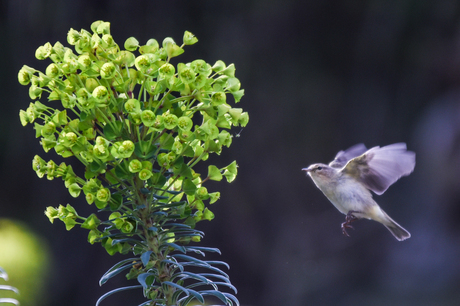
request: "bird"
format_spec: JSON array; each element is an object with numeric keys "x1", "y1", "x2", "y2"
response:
[{"x1": 302, "y1": 143, "x2": 415, "y2": 241}]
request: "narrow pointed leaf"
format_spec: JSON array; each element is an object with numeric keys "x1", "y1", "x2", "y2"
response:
[
  {"x1": 201, "y1": 290, "x2": 230, "y2": 305},
  {"x1": 161, "y1": 259, "x2": 184, "y2": 272},
  {"x1": 0, "y1": 298, "x2": 20, "y2": 305},
  {"x1": 0, "y1": 267, "x2": 8, "y2": 280},
  {"x1": 176, "y1": 271, "x2": 210, "y2": 284},
  {"x1": 96, "y1": 285, "x2": 143, "y2": 306},
  {"x1": 0, "y1": 285, "x2": 19, "y2": 294},
  {"x1": 182, "y1": 263, "x2": 229, "y2": 278},
  {"x1": 185, "y1": 246, "x2": 221, "y2": 255},
  {"x1": 162, "y1": 281, "x2": 189, "y2": 296},
  {"x1": 164, "y1": 242, "x2": 186, "y2": 253},
  {"x1": 200, "y1": 273, "x2": 232, "y2": 284},
  {"x1": 223, "y1": 292, "x2": 240, "y2": 306},
  {"x1": 187, "y1": 289, "x2": 204, "y2": 303},
  {"x1": 206, "y1": 260, "x2": 230, "y2": 269},
  {"x1": 99, "y1": 258, "x2": 139, "y2": 286},
  {"x1": 212, "y1": 282, "x2": 238, "y2": 294},
  {"x1": 173, "y1": 254, "x2": 209, "y2": 266},
  {"x1": 178, "y1": 295, "x2": 195, "y2": 306}
]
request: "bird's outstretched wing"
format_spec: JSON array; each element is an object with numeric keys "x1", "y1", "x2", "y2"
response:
[
  {"x1": 341, "y1": 143, "x2": 415, "y2": 195},
  {"x1": 329, "y1": 143, "x2": 367, "y2": 168}
]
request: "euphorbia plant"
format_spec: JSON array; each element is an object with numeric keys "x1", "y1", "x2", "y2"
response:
[{"x1": 18, "y1": 20, "x2": 247, "y2": 306}]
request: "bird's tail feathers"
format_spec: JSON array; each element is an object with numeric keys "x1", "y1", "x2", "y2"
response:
[{"x1": 381, "y1": 210, "x2": 411, "y2": 241}]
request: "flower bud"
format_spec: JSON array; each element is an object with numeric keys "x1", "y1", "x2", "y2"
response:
[
  {"x1": 141, "y1": 110, "x2": 156, "y2": 126},
  {"x1": 92, "y1": 85, "x2": 108, "y2": 102},
  {"x1": 44, "y1": 65, "x2": 59, "y2": 81},
  {"x1": 177, "y1": 116, "x2": 193, "y2": 131},
  {"x1": 94, "y1": 21, "x2": 111, "y2": 35},
  {"x1": 100, "y1": 62, "x2": 116, "y2": 79},
  {"x1": 124, "y1": 99, "x2": 140, "y2": 113},
  {"x1": 41, "y1": 122, "x2": 56, "y2": 137},
  {"x1": 102, "y1": 34, "x2": 114, "y2": 47},
  {"x1": 211, "y1": 92, "x2": 226, "y2": 106},
  {"x1": 93, "y1": 144, "x2": 110, "y2": 160},
  {"x1": 61, "y1": 59, "x2": 78, "y2": 74},
  {"x1": 45, "y1": 206, "x2": 59, "y2": 223},
  {"x1": 138, "y1": 169, "x2": 153, "y2": 181},
  {"x1": 128, "y1": 159, "x2": 142, "y2": 173},
  {"x1": 77, "y1": 55, "x2": 92, "y2": 70},
  {"x1": 96, "y1": 188, "x2": 111, "y2": 202},
  {"x1": 67, "y1": 28, "x2": 81, "y2": 45},
  {"x1": 35, "y1": 42, "x2": 53, "y2": 60},
  {"x1": 18, "y1": 66, "x2": 34, "y2": 85},
  {"x1": 159, "y1": 63, "x2": 175, "y2": 79},
  {"x1": 178, "y1": 63, "x2": 196, "y2": 84},
  {"x1": 191, "y1": 59, "x2": 211, "y2": 76},
  {"x1": 150, "y1": 115, "x2": 164, "y2": 131},
  {"x1": 163, "y1": 113, "x2": 178, "y2": 130}
]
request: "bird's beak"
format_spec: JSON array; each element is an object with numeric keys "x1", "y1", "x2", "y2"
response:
[{"x1": 302, "y1": 167, "x2": 311, "y2": 172}]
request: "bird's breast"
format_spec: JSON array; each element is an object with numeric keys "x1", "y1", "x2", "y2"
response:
[{"x1": 318, "y1": 177, "x2": 373, "y2": 215}]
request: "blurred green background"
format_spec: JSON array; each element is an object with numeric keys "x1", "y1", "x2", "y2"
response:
[{"x1": 1, "y1": 0, "x2": 460, "y2": 305}]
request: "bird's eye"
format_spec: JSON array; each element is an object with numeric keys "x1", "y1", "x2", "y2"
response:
[{"x1": 317, "y1": 166, "x2": 323, "y2": 170}]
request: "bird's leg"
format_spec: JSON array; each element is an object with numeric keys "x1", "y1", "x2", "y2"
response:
[{"x1": 341, "y1": 210, "x2": 360, "y2": 237}]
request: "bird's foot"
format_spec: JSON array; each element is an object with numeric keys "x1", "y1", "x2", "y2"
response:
[{"x1": 341, "y1": 211, "x2": 360, "y2": 237}]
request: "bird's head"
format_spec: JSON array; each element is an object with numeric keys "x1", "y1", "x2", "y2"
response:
[{"x1": 302, "y1": 163, "x2": 337, "y2": 185}]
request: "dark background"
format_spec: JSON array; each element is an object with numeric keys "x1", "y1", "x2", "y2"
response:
[{"x1": 2, "y1": 0, "x2": 460, "y2": 305}]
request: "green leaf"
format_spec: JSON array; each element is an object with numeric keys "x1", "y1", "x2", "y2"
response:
[
  {"x1": 103, "y1": 121, "x2": 123, "y2": 140},
  {"x1": 182, "y1": 179, "x2": 197, "y2": 196},
  {"x1": 134, "y1": 141, "x2": 157, "y2": 159},
  {"x1": 183, "y1": 31, "x2": 198, "y2": 45},
  {"x1": 114, "y1": 161, "x2": 133, "y2": 180},
  {"x1": 207, "y1": 165, "x2": 223, "y2": 181},
  {"x1": 202, "y1": 208, "x2": 215, "y2": 221},
  {"x1": 68, "y1": 183, "x2": 81, "y2": 198},
  {"x1": 232, "y1": 89, "x2": 245, "y2": 102},
  {"x1": 173, "y1": 161, "x2": 193, "y2": 179}
]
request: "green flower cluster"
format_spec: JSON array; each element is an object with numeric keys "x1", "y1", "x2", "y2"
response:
[{"x1": 19, "y1": 21, "x2": 246, "y2": 306}]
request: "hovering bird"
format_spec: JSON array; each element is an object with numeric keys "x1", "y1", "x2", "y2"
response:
[{"x1": 302, "y1": 143, "x2": 415, "y2": 241}]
